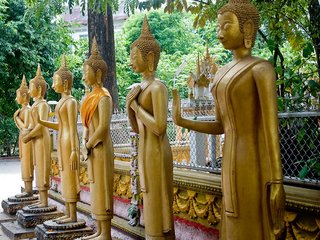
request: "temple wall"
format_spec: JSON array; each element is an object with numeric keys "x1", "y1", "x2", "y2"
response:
[{"x1": 50, "y1": 152, "x2": 320, "y2": 240}]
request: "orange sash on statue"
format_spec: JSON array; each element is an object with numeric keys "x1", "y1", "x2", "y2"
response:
[{"x1": 81, "y1": 87, "x2": 111, "y2": 128}]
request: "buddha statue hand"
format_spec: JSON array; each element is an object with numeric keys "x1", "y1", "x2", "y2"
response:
[
  {"x1": 126, "y1": 85, "x2": 141, "y2": 112},
  {"x1": 22, "y1": 131, "x2": 33, "y2": 143},
  {"x1": 82, "y1": 144, "x2": 90, "y2": 162},
  {"x1": 172, "y1": 89, "x2": 182, "y2": 125},
  {"x1": 270, "y1": 182, "x2": 285, "y2": 236},
  {"x1": 21, "y1": 128, "x2": 30, "y2": 138},
  {"x1": 70, "y1": 150, "x2": 78, "y2": 170},
  {"x1": 14, "y1": 109, "x2": 20, "y2": 118}
]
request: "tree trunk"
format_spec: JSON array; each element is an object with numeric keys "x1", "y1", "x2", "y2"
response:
[
  {"x1": 309, "y1": 0, "x2": 320, "y2": 79},
  {"x1": 88, "y1": 2, "x2": 119, "y2": 111}
]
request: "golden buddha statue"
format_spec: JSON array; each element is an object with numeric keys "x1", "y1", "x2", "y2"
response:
[
  {"x1": 38, "y1": 56, "x2": 80, "y2": 224},
  {"x1": 14, "y1": 75, "x2": 33, "y2": 198},
  {"x1": 22, "y1": 64, "x2": 51, "y2": 209},
  {"x1": 172, "y1": 0, "x2": 285, "y2": 239},
  {"x1": 80, "y1": 37, "x2": 114, "y2": 240},
  {"x1": 126, "y1": 16, "x2": 175, "y2": 240}
]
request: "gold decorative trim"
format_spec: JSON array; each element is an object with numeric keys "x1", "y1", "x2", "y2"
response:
[
  {"x1": 50, "y1": 153, "x2": 320, "y2": 237},
  {"x1": 173, "y1": 168, "x2": 222, "y2": 195},
  {"x1": 283, "y1": 211, "x2": 320, "y2": 239}
]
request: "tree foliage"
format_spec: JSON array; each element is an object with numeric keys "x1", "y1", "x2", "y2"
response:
[
  {"x1": 164, "y1": 0, "x2": 320, "y2": 111},
  {"x1": 116, "y1": 10, "x2": 226, "y2": 109},
  {"x1": 0, "y1": 0, "x2": 72, "y2": 155}
]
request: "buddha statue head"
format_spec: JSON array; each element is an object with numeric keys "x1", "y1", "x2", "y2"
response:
[
  {"x1": 83, "y1": 37, "x2": 107, "y2": 87},
  {"x1": 53, "y1": 55, "x2": 73, "y2": 93},
  {"x1": 130, "y1": 15, "x2": 161, "y2": 74},
  {"x1": 29, "y1": 64, "x2": 47, "y2": 99},
  {"x1": 218, "y1": 0, "x2": 259, "y2": 49},
  {"x1": 16, "y1": 75, "x2": 30, "y2": 105}
]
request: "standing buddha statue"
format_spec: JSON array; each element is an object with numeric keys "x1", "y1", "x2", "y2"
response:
[
  {"x1": 172, "y1": 0, "x2": 285, "y2": 239},
  {"x1": 80, "y1": 37, "x2": 114, "y2": 240},
  {"x1": 22, "y1": 64, "x2": 51, "y2": 209},
  {"x1": 14, "y1": 75, "x2": 34, "y2": 198},
  {"x1": 126, "y1": 16, "x2": 175, "y2": 240},
  {"x1": 38, "y1": 56, "x2": 81, "y2": 224}
]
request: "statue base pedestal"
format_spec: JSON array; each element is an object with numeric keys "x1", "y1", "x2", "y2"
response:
[
  {"x1": 1, "y1": 195, "x2": 39, "y2": 215},
  {"x1": 35, "y1": 220, "x2": 94, "y2": 240},
  {"x1": 0, "y1": 221, "x2": 35, "y2": 239},
  {"x1": 0, "y1": 212, "x2": 16, "y2": 223},
  {"x1": 16, "y1": 205, "x2": 64, "y2": 228}
]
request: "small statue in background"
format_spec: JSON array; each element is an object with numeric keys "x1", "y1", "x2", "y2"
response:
[
  {"x1": 126, "y1": 16, "x2": 175, "y2": 240},
  {"x1": 172, "y1": 0, "x2": 285, "y2": 239},
  {"x1": 80, "y1": 37, "x2": 114, "y2": 240},
  {"x1": 13, "y1": 75, "x2": 34, "y2": 198},
  {"x1": 38, "y1": 56, "x2": 80, "y2": 224},
  {"x1": 22, "y1": 65, "x2": 51, "y2": 209}
]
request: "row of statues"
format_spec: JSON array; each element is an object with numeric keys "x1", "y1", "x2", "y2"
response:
[{"x1": 13, "y1": 0, "x2": 285, "y2": 239}]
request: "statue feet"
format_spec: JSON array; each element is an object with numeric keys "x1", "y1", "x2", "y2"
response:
[
  {"x1": 81, "y1": 232, "x2": 100, "y2": 240},
  {"x1": 27, "y1": 202, "x2": 41, "y2": 208},
  {"x1": 28, "y1": 203, "x2": 47, "y2": 209},
  {"x1": 15, "y1": 192, "x2": 32, "y2": 198},
  {"x1": 56, "y1": 217, "x2": 76, "y2": 224},
  {"x1": 90, "y1": 235, "x2": 111, "y2": 240},
  {"x1": 53, "y1": 215, "x2": 69, "y2": 222}
]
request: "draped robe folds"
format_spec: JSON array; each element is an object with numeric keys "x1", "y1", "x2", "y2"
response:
[
  {"x1": 80, "y1": 87, "x2": 114, "y2": 220},
  {"x1": 55, "y1": 96, "x2": 80, "y2": 202},
  {"x1": 15, "y1": 106, "x2": 33, "y2": 182},
  {"x1": 212, "y1": 56, "x2": 281, "y2": 240},
  {"x1": 30, "y1": 100, "x2": 51, "y2": 190},
  {"x1": 133, "y1": 80, "x2": 174, "y2": 239}
]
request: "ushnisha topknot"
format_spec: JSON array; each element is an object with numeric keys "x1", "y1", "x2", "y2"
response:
[
  {"x1": 30, "y1": 64, "x2": 47, "y2": 96},
  {"x1": 84, "y1": 37, "x2": 108, "y2": 82},
  {"x1": 218, "y1": 0, "x2": 260, "y2": 45},
  {"x1": 17, "y1": 75, "x2": 29, "y2": 96},
  {"x1": 131, "y1": 15, "x2": 161, "y2": 70},
  {"x1": 55, "y1": 55, "x2": 73, "y2": 90}
]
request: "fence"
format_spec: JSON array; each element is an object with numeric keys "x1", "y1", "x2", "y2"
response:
[{"x1": 51, "y1": 107, "x2": 320, "y2": 186}]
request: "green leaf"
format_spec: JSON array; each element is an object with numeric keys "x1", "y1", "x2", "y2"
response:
[
  {"x1": 302, "y1": 42, "x2": 314, "y2": 58},
  {"x1": 275, "y1": 66, "x2": 283, "y2": 75},
  {"x1": 299, "y1": 165, "x2": 309, "y2": 179},
  {"x1": 267, "y1": 39, "x2": 275, "y2": 52},
  {"x1": 293, "y1": 59, "x2": 301, "y2": 66}
]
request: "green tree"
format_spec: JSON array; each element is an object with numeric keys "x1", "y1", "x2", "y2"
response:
[
  {"x1": 0, "y1": 0, "x2": 72, "y2": 155},
  {"x1": 164, "y1": 0, "x2": 320, "y2": 110},
  {"x1": 116, "y1": 10, "x2": 224, "y2": 109},
  {"x1": 26, "y1": 0, "x2": 170, "y2": 111}
]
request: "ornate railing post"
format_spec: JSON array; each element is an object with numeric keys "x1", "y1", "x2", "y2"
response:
[{"x1": 128, "y1": 131, "x2": 140, "y2": 226}]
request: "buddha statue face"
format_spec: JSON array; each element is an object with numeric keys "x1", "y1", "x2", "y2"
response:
[
  {"x1": 130, "y1": 47, "x2": 148, "y2": 74},
  {"x1": 29, "y1": 65, "x2": 47, "y2": 99},
  {"x1": 53, "y1": 56, "x2": 73, "y2": 93},
  {"x1": 218, "y1": 0, "x2": 260, "y2": 49},
  {"x1": 15, "y1": 91, "x2": 24, "y2": 105},
  {"x1": 129, "y1": 16, "x2": 160, "y2": 75},
  {"x1": 218, "y1": 12, "x2": 245, "y2": 50},
  {"x1": 82, "y1": 38, "x2": 107, "y2": 87},
  {"x1": 83, "y1": 64, "x2": 102, "y2": 87},
  {"x1": 16, "y1": 75, "x2": 30, "y2": 105},
  {"x1": 52, "y1": 74, "x2": 64, "y2": 94},
  {"x1": 29, "y1": 81, "x2": 40, "y2": 98}
]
